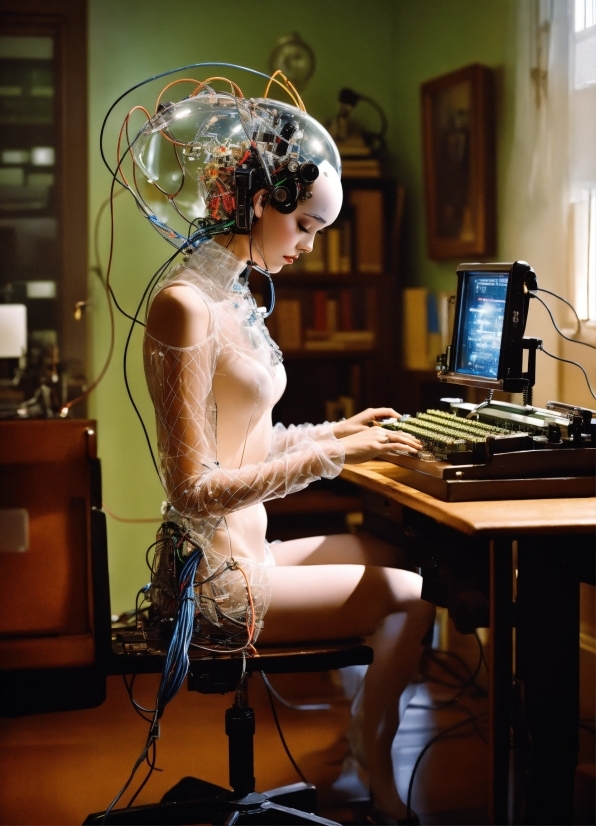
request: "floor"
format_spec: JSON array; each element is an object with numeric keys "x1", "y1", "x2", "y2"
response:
[{"x1": 0, "y1": 629, "x2": 593, "y2": 825}]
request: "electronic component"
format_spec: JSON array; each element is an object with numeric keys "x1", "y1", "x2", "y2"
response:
[
  {"x1": 379, "y1": 399, "x2": 595, "y2": 501},
  {"x1": 125, "y1": 83, "x2": 340, "y2": 247},
  {"x1": 437, "y1": 261, "x2": 538, "y2": 394}
]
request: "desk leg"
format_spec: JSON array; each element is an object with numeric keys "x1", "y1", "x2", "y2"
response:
[
  {"x1": 489, "y1": 538, "x2": 514, "y2": 826},
  {"x1": 516, "y1": 536, "x2": 580, "y2": 825}
]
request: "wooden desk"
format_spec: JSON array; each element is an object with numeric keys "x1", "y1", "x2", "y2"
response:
[{"x1": 341, "y1": 461, "x2": 596, "y2": 826}]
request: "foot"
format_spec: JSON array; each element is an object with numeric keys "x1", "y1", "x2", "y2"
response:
[
  {"x1": 369, "y1": 787, "x2": 416, "y2": 825},
  {"x1": 366, "y1": 799, "x2": 419, "y2": 825},
  {"x1": 329, "y1": 755, "x2": 369, "y2": 803}
]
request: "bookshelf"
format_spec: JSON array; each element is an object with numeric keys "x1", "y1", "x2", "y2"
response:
[{"x1": 252, "y1": 176, "x2": 405, "y2": 539}]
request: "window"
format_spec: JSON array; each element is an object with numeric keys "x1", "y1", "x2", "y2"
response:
[{"x1": 570, "y1": 0, "x2": 596, "y2": 320}]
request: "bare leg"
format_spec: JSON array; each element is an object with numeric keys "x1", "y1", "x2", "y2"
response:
[
  {"x1": 260, "y1": 538, "x2": 435, "y2": 820},
  {"x1": 271, "y1": 531, "x2": 403, "y2": 569}
]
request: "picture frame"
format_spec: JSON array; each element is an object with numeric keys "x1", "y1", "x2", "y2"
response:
[{"x1": 421, "y1": 63, "x2": 496, "y2": 260}]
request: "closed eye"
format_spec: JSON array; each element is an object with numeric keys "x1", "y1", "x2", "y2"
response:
[{"x1": 298, "y1": 222, "x2": 325, "y2": 235}]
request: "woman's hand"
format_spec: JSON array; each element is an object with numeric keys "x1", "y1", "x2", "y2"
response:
[
  {"x1": 340, "y1": 425, "x2": 423, "y2": 464},
  {"x1": 333, "y1": 407, "x2": 402, "y2": 439}
]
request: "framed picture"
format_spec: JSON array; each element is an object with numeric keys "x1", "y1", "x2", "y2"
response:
[{"x1": 421, "y1": 63, "x2": 496, "y2": 260}]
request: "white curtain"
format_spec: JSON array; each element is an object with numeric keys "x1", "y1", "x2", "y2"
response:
[{"x1": 501, "y1": 0, "x2": 572, "y2": 406}]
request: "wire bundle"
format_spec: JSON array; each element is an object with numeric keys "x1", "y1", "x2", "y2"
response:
[{"x1": 155, "y1": 545, "x2": 203, "y2": 716}]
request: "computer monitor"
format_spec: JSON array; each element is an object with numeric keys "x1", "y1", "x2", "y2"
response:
[{"x1": 438, "y1": 261, "x2": 537, "y2": 393}]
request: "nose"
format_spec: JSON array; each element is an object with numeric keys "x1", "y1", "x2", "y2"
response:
[{"x1": 298, "y1": 235, "x2": 315, "y2": 254}]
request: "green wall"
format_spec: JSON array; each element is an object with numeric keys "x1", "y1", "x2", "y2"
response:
[{"x1": 88, "y1": 0, "x2": 512, "y2": 613}]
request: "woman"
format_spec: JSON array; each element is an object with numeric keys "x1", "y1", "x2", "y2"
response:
[{"x1": 139, "y1": 86, "x2": 434, "y2": 824}]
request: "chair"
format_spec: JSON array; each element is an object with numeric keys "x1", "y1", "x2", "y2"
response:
[{"x1": 84, "y1": 636, "x2": 373, "y2": 825}]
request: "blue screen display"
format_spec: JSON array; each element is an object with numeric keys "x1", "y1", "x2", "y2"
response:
[{"x1": 454, "y1": 273, "x2": 508, "y2": 378}]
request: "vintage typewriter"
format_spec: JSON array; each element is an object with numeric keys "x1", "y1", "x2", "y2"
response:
[{"x1": 380, "y1": 262, "x2": 595, "y2": 501}]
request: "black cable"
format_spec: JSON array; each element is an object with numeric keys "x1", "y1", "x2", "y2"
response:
[
  {"x1": 261, "y1": 674, "x2": 330, "y2": 711},
  {"x1": 538, "y1": 342, "x2": 596, "y2": 400},
  {"x1": 99, "y1": 63, "x2": 275, "y2": 195},
  {"x1": 145, "y1": 539, "x2": 160, "y2": 571},
  {"x1": 123, "y1": 249, "x2": 180, "y2": 477},
  {"x1": 127, "y1": 738, "x2": 160, "y2": 808},
  {"x1": 260, "y1": 672, "x2": 310, "y2": 785},
  {"x1": 413, "y1": 633, "x2": 487, "y2": 710},
  {"x1": 90, "y1": 185, "x2": 141, "y2": 325},
  {"x1": 405, "y1": 712, "x2": 489, "y2": 821},
  {"x1": 530, "y1": 292, "x2": 596, "y2": 351},
  {"x1": 102, "y1": 722, "x2": 157, "y2": 823},
  {"x1": 535, "y1": 287, "x2": 583, "y2": 335},
  {"x1": 122, "y1": 675, "x2": 154, "y2": 722}
]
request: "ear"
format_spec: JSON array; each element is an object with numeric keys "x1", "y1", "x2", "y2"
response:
[{"x1": 252, "y1": 188, "x2": 269, "y2": 219}]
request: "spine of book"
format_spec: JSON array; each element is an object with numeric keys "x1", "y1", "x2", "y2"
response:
[
  {"x1": 326, "y1": 227, "x2": 341, "y2": 274},
  {"x1": 325, "y1": 298, "x2": 338, "y2": 334},
  {"x1": 313, "y1": 290, "x2": 327, "y2": 332},
  {"x1": 339, "y1": 218, "x2": 352, "y2": 273},
  {"x1": 276, "y1": 299, "x2": 302, "y2": 350},
  {"x1": 339, "y1": 288, "x2": 353, "y2": 331},
  {"x1": 426, "y1": 292, "x2": 441, "y2": 369},
  {"x1": 349, "y1": 189, "x2": 384, "y2": 274},
  {"x1": 402, "y1": 288, "x2": 429, "y2": 370},
  {"x1": 304, "y1": 233, "x2": 325, "y2": 272}
]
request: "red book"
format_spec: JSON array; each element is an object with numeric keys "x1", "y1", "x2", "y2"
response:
[
  {"x1": 339, "y1": 289, "x2": 353, "y2": 331},
  {"x1": 313, "y1": 290, "x2": 327, "y2": 332}
]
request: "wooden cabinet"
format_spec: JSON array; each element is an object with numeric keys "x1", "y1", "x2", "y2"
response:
[
  {"x1": 0, "y1": 419, "x2": 110, "y2": 715},
  {"x1": 0, "y1": 1, "x2": 88, "y2": 414}
]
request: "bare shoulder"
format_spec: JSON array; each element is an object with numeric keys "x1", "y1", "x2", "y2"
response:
[{"x1": 146, "y1": 284, "x2": 210, "y2": 348}]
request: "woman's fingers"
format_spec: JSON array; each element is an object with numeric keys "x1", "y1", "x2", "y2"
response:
[
  {"x1": 369, "y1": 407, "x2": 401, "y2": 421},
  {"x1": 377, "y1": 428, "x2": 422, "y2": 454}
]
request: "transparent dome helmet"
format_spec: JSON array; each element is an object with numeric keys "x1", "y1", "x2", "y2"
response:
[{"x1": 129, "y1": 87, "x2": 341, "y2": 249}]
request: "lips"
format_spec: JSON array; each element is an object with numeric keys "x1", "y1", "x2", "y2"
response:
[{"x1": 283, "y1": 256, "x2": 296, "y2": 264}]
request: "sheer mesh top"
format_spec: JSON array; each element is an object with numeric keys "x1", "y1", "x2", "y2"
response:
[{"x1": 143, "y1": 240, "x2": 345, "y2": 642}]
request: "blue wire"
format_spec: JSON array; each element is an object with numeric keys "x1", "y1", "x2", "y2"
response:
[{"x1": 156, "y1": 546, "x2": 203, "y2": 715}]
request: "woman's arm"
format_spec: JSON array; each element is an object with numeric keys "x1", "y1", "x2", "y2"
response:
[
  {"x1": 268, "y1": 406, "x2": 404, "y2": 456},
  {"x1": 268, "y1": 421, "x2": 337, "y2": 457}
]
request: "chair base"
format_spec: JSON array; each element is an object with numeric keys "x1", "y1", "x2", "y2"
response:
[{"x1": 84, "y1": 778, "x2": 340, "y2": 825}]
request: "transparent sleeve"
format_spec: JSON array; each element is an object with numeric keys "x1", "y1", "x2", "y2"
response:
[
  {"x1": 145, "y1": 337, "x2": 345, "y2": 520},
  {"x1": 268, "y1": 421, "x2": 338, "y2": 457}
]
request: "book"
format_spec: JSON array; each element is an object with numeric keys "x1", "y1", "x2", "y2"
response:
[
  {"x1": 275, "y1": 299, "x2": 302, "y2": 350},
  {"x1": 426, "y1": 292, "x2": 442, "y2": 369},
  {"x1": 325, "y1": 298, "x2": 338, "y2": 334},
  {"x1": 326, "y1": 227, "x2": 341, "y2": 273},
  {"x1": 339, "y1": 219, "x2": 352, "y2": 273},
  {"x1": 402, "y1": 288, "x2": 430, "y2": 370},
  {"x1": 339, "y1": 289, "x2": 353, "y2": 331},
  {"x1": 303, "y1": 330, "x2": 374, "y2": 350},
  {"x1": 304, "y1": 233, "x2": 325, "y2": 272},
  {"x1": 348, "y1": 189, "x2": 384, "y2": 274},
  {"x1": 313, "y1": 290, "x2": 327, "y2": 332},
  {"x1": 341, "y1": 157, "x2": 382, "y2": 178}
]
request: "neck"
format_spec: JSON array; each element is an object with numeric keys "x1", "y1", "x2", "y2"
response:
[{"x1": 213, "y1": 232, "x2": 265, "y2": 269}]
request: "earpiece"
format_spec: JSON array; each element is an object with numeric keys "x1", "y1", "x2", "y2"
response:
[{"x1": 269, "y1": 160, "x2": 320, "y2": 215}]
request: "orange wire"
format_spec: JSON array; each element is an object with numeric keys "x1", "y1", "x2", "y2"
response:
[
  {"x1": 116, "y1": 105, "x2": 151, "y2": 188},
  {"x1": 155, "y1": 77, "x2": 203, "y2": 112},
  {"x1": 155, "y1": 76, "x2": 244, "y2": 114},
  {"x1": 60, "y1": 175, "x2": 118, "y2": 416},
  {"x1": 262, "y1": 70, "x2": 305, "y2": 111},
  {"x1": 235, "y1": 564, "x2": 256, "y2": 647},
  {"x1": 102, "y1": 502, "x2": 162, "y2": 523}
]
